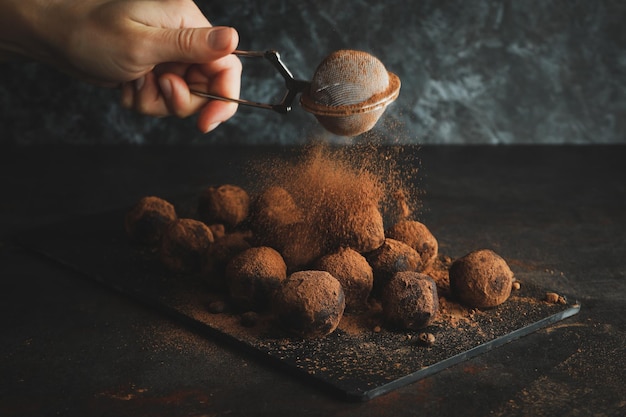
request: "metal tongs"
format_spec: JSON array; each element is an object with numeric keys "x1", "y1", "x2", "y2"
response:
[{"x1": 190, "y1": 50, "x2": 310, "y2": 114}]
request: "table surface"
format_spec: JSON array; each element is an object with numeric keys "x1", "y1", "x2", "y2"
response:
[{"x1": 1, "y1": 145, "x2": 624, "y2": 417}]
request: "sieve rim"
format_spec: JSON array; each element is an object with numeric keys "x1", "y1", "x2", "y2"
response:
[{"x1": 300, "y1": 72, "x2": 400, "y2": 117}]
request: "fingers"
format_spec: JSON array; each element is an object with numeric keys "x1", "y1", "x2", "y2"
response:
[
  {"x1": 193, "y1": 55, "x2": 242, "y2": 132},
  {"x1": 120, "y1": 71, "x2": 169, "y2": 117},
  {"x1": 147, "y1": 26, "x2": 239, "y2": 64},
  {"x1": 120, "y1": 54, "x2": 242, "y2": 132}
]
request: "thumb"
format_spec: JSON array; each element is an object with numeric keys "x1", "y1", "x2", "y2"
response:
[{"x1": 149, "y1": 26, "x2": 239, "y2": 64}]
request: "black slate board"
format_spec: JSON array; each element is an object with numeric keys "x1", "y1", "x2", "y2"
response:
[{"x1": 18, "y1": 208, "x2": 580, "y2": 401}]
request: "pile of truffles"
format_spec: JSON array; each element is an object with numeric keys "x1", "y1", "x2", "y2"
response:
[{"x1": 125, "y1": 150, "x2": 516, "y2": 339}]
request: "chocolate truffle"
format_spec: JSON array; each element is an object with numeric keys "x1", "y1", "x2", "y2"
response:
[
  {"x1": 251, "y1": 186, "x2": 303, "y2": 233},
  {"x1": 314, "y1": 247, "x2": 373, "y2": 312},
  {"x1": 159, "y1": 218, "x2": 214, "y2": 273},
  {"x1": 198, "y1": 184, "x2": 250, "y2": 229},
  {"x1": 226, "y1": 246, "x2": 287, "y2": 311},
  {"x1": 330, "y1": 203, "x2": 386, "y2": 254},
  {"x1": 449, "y1": 249, "x2": 514, "y2": 308},
  {"x1": 249, "y1": 186, "x2": 304, "y2": 250},
  {"x1": 273, "y1": 271, "x2": 345, "y2": 338},
  {"x1": 203, "y1": 231, "x2": 252, "y2": 290},
  {"x1": 366, "y1": 238, "x2": 421, "y2": 296},
  {"x1": 386, "y1": 220, "x2": 438, "y2": 271},
  {"x1": 208, "y1": 223, "x2": 226, "y2": 240},
  {"x1": 125, "y1": 196, "x2": 177, "y2": 245},
  {"x1": 278, "y1": 222, "x2": 325, "y2": 272},
  {"x1": 382, "y1": 272, "x2": 439, "y2": 330}
]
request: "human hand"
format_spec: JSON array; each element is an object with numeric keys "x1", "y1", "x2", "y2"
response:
[
  {"x1": 118, "y1": 25, "x2": 242, "y2": 134},
  {"x1": 1, "y1": 0, "x2": 242, "y2": 133}
]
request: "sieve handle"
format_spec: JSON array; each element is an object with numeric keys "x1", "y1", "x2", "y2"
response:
[{"x1": 190, "y1": 50, "x2": 310, "y2": 114}]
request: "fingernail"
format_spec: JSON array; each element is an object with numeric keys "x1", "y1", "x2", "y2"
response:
[
  {"x1": 159, "y1": 77, "x2": 172, "y2": 99},
  {"x1": 135, "y1": 76, "x2": 145, "y2": 92},
  {"x1": 204, "y1": 122, "x2": 220, "y2": 133},
  {"x1": 208, "y1": 27, "x2": 233, "y2": 51}
]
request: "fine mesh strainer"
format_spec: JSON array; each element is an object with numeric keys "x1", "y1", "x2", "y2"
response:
[{"x1": 191, "y1": 49, "x2": 400, "y2": 137}]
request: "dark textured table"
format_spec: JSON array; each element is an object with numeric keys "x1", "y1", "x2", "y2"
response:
[{"x1": 0, "y1": 145, "x2": 624, "y2": 416}]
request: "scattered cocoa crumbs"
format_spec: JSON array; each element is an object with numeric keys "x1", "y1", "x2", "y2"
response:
[{"x1": 545, "y1": 292, "x2": 567, "y2": 304}]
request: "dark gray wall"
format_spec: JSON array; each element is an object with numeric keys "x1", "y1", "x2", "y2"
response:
[{"x1": 1, "y1": 0, "x2": 624, "y2": 145}]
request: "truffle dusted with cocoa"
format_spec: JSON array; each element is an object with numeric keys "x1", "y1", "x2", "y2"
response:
[
  {"x1": 208, "y1": 223, "x2": 226, "y2": 240},
  {"x1": 449, "y1": 249, "x2": 514, "y2": 308},
  {"x1": 248, "y1": 186, "x2": 319, "y2": 269},
  {"x1": 280, "y1": 147, "x2": 386, "y2": 255},
  {"x1": 198, "y1": 184, "x2": 250, "y2": 229},
  {"x1": 277, "y1": 222, "x2": 325, "y2": 272},
  {"x1": 386, "y1": 220, "x2": 438, "y2": 271},
  {"x1": 160, "y1": 218, "x2": 214, "y2": 274},
  {"x1": 314, "y1": 247, "x2": 373, "y2": 312},
  {"x1": 250, "y1": 186, "x2": 303, "y2": 241},
  {"x1": 329, "y1": 203, "x2": 385, "y2": 254},
  {"x1": 125, "y1": 196, "x2": 177, "y2": 245},
  {"x1": 273, "y1": 271, "x2": 345, "y2": 338},
  {"x1": 366, "y1": 238, "x2": 421, "y2": 296},
  {"x1": 226, "y1": 246, "x2": 287, "y2": 311},
  {"x1": 202, "y1": 231, "x2": 252, "y2": 290},
  {"x1": 382, "y1": 272, "x2": 439, "y2": 330}
]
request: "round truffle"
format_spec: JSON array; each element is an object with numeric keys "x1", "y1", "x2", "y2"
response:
[
  {"x1": 226, "y1": 246, "x2": 287, "y2": 311},
  {"x1": 198, "y1": 184, "x2": 250, "y2": 229},
  {"x1": 449, "y1": 249, "x2": 514, "y2": 308},
  {"x1": 386, "y1": 220, "x2": 438, "y2": 271},
  {"x1": 249, "y1": 187, "x2": 321, "y2": 270},
  {"x1": 277, "y1": 222, "x2": 325, "y2": 272},
  {"x1": 251, "y1": 187, "x2": 303, "y2": 232},
  {"x1": 330, "y1": 203, "x2": 385, "y2": 254},
  {"x1": 208, "y1": 223, "x2": 226, "y2": 240},
  {"x1": 125, "y1": 196, "x2": 177, "y2": 245},
  {"x1": 366, "y1": 238, "x2": 421, "y2": 296},
  {"x1": 160, "y1": 218, "x2": 214, "y2": 273},
  {"x1": 314, "y1": 247, "x2": 373, "y2": 312},
  {"x1": 273, "y1": 271, "x2": 345, "y2": 338},
  {"x1": 382, "y1": 272, "x2": 439, "y2": 330},
  {"x1": 202, "y1": 231, "x2": 252, "y2": 290}
]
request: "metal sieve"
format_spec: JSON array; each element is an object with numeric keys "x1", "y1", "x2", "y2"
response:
[{"x1": 191, "y1": 49, "x2": 400, "y2": 137}]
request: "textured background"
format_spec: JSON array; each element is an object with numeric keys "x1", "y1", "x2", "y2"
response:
[{"x1": 1, "y1": 0, "x2": 624, "y2": 145}]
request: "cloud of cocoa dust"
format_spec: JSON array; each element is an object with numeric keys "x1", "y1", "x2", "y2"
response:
[{"x1": 249, "y1": 143, "x2": 422, "y2": 239}]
